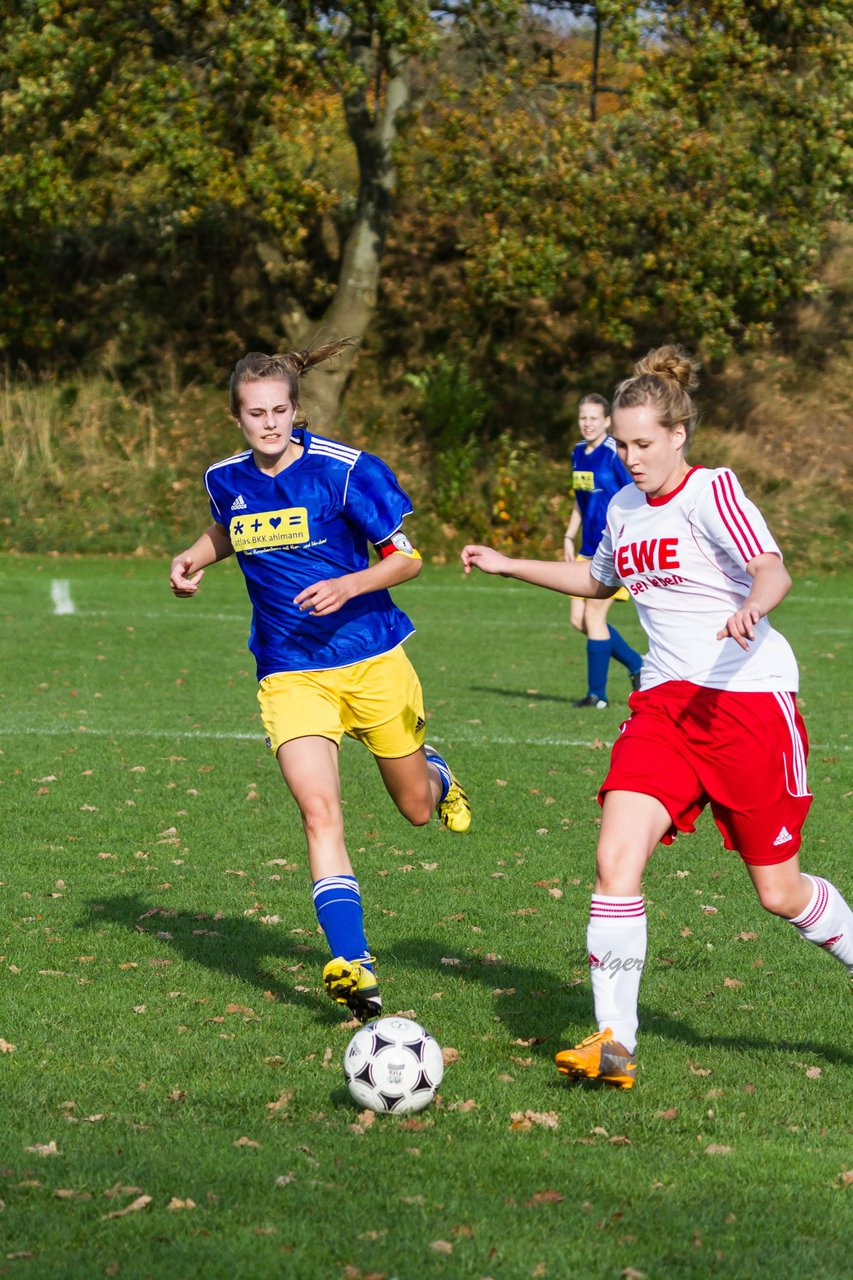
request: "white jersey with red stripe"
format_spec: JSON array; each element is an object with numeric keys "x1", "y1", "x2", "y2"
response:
[{"x1": 590, "y1": 466, "x2": 799, "y2": 692}]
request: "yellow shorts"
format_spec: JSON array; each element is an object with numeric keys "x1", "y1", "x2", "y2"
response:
[
  {"x1": 257, "y1": 646, "x2": 426, "y2": 759},
  {"x1": 571, "y1": 553, "x2": 629, "y2": 602}
]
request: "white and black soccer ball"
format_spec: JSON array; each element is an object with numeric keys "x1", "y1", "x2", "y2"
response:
[{"x1": 344, "y1": 1016, "x2": 444, "y2": 1114}]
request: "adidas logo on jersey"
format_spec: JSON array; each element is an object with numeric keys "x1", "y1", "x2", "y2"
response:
[
  {"x1": 773, "y1": 826, "x2": 793, "y2": 846},
  {"x1": 231, "y1": 494, "x2": 248, "y2": 511}
]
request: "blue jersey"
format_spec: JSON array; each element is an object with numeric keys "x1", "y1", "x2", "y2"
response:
[
  {"x1": 204, "y1": 428, "x2": 416, "y2": 679},
  {"x1": 571, "y1": 436, "x2": 632, "y2": 557}
]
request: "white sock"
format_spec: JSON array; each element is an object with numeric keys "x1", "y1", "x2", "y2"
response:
[
  {"x1": 587, "y1": 895, "x2": 647, "y2": 1054},
  {"x1": 788, "y1": 875, "x2": 853, "y2": 974}
]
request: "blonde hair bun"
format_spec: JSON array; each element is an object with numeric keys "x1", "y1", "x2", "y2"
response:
[{"x1": 634, "y1": 344, "x2": 700, "y2": 392}]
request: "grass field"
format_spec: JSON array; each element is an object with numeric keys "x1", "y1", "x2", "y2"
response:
[{"x1": 0, "y1": 555, "x2": 850, "y2": 1280}]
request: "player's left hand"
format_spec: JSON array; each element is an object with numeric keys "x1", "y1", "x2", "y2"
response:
[
  {"x1": 717, "y1": 605, "x2": 761, "y2": 650},
  {"x1": 294, "y1": 577, "x2": 352, "y2": 616}
]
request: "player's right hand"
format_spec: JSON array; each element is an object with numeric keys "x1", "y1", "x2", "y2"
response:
[
  {"x1": 460, "y1": 544, "x2": 508, "y2": 576},
  {"x1": 170, "y1": 555, "x2": 204, "y2": 597}
]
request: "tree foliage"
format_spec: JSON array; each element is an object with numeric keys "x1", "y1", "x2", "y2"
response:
[{"x1": 0, "y1": 1, "x2": 849, "y2": 425}]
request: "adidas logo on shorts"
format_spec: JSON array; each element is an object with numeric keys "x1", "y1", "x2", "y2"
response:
[{"x1": 773, "y1": 826, "x2": 793, "y2": 846}]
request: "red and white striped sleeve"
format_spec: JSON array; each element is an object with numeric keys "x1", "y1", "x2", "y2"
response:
[{"x1": 698, "y1": 469, "x2": 782, "y2": 569}]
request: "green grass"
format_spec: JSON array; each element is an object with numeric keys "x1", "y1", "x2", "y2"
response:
[{"x1": 0, "y1": 555, "x2": 850, "y2": 1279}]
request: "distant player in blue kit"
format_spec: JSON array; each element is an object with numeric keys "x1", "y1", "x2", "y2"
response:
[
  {"x1": 564, "y1": 394, "x2": 643, "y2": 707},
  {"x1": 169, "y1": 341, "x2": 471, "y2": 1020}
]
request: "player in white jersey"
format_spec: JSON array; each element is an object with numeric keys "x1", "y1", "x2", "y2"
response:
[{"x1": 462, "y1": 344, "x2": 853, "y2": 1089}]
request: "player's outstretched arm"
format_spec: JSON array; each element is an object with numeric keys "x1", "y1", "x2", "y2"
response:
[
  {"x1": 169, "y1": 523, "x2": 234, "y2": 598},
  {"x1": 460, "y1": 544, "x2": 614, "y2": 599},
  {"x1": 716, "y1": 552, "x2": 792, "y2": 650}
]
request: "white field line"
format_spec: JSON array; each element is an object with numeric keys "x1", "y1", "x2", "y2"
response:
[
  {"x1": 50, "y1": 580, "x2": 76, "y2": 614},
  {"x1": 0, "y1": 725, "x2": 847, "y2": 752}
]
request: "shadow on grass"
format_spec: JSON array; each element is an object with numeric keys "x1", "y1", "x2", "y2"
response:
[
  {"x1": 77, "y1": 891, "x2": 340, "y2": 1025},
  {"x1": 391, "y1": 936, "x2": 853, "y2": 1069},
  {"x1": 77, "y1": 898, "x2": 853, "y2": 1068}
]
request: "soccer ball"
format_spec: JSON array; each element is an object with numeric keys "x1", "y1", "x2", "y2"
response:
[{"x1": 343, "y1": 1016, "x2": 444, "y2": 1114}]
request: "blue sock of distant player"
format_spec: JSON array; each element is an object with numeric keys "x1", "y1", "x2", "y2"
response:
[
  {"x1": 312, "y1": 875, "x2": 373, "y2": 971},
  {"x1": 586, "y1": 639, "x2": 611, "y2": 700},
  {"x1": 424, "y1": 744, "x2": 451, "y2": 804},
  {"x1": 608, "y1": 625, "x2": 643, "y2": 677}
]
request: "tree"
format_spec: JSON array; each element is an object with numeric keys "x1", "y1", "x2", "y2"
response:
[
  {"x1": 0, "y1": 2, "x2": 448, "y2": 422},
  {"x1": 380, "y1": 0, "x2": 850, "y2": 402},
  {"x1": 0, "y1": 2, "x2": 848, "y2": 426}
]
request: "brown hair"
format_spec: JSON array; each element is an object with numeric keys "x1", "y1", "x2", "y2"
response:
[
  {"x1": 579, "y1": 392, "x2": 611, "y2": 416},
  {"x1": 228, "y1": 338, "x2": 358, "y2": 419},
  {"x1": 612, "y1": 344, "x2": 700, "y2": 442}
]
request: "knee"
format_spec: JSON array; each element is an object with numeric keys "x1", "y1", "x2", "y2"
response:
[
  {"x1": 594, "y1": 852, "x2": 644, "y2": 898},
  {"x1": 299, "y1": 795, "x2": 343, "y2": 840},
  {"x1": 400, "y1": 798, "x2": 433, "y2": 827},
  {"x1": 756, "y1": 884, "x2": 802, "y2": 919}
]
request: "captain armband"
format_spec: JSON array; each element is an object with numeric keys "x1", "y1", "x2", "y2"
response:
[{"x1": 375, "y1": 530, "x2": 422, "y2": 561}]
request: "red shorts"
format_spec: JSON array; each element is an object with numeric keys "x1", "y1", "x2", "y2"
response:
[{"x1": 599, "y1": 682, "x2": 813, "y2": 866}]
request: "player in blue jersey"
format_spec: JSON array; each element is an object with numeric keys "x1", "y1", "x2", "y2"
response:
[
  {"x1": 564, "y1": 393, "x2": 643, "y2": 707},
  {"x1": 169, "y1": 341, "x2": 471, "y2": 1021}
]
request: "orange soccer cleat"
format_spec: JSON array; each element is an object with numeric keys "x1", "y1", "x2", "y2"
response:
[{"x1": 554, "y1": 1028, "x2": 637, "y2": 1090}]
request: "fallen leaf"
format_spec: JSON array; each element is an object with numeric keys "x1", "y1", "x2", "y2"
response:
[
  {"x1": 840, "y1": 1170, "x2": 853, "y2": 1187},
  {"x1": 441, "y1": 1047, "x2": 460, "y2": 1066},
  {"x1": 527, "y1": 1189, "x2": 564, "y2": 1205},
  {"x1": 100, "y1": 1194, "x2": 153, "y2": 1220},
  {"x1": 440, "y1": 957, "x2": 461, "y2": 967},
  {"x1": 266, "y1": 1090, "x2": 294, "y2": 1116},
  {"x1": 275, "y1": 1172, "x2": 297, "y2": 1187},
  {"x1": 804, "y1": 1066, "x2": 822, "y2": 1080},
  {"x1": 735, "y1": 931, "x2": 758, "y2": 941},
  {"x1": 167, "y1": 1197, "x2": 196, "y2": 1211},
  {"x1": 704, "y1": 1144, "x2": 732, "y2": 1156},
  {"x1": 233, "y1": 1136, "x2": 261, "y2": 1148},
  {"x1": 510, "y1": 1110, "x2": 559, "y2": 1131},
  {"x1": 688, "y1": 1060, "x2": 712, "y2": 1077},
  {"x1": 430, "y1": 1240, "x2": 453, "y2": 1255},
  {"x1": 448, "y1": 1099, "x2": 477, "y2": 1112},
  {"x1": 722, "y1": 978, "x2": 743, "y2": 989},
  {"x1": 656, "y1": 1108, "x2": 679, "y2": 1120},
  {"x1": 0, "y1": 1039, "x2": 15, "y2": 1053},
  {"x1": 25, "y1": 1141, "x2": 60, "y2": 1157}
]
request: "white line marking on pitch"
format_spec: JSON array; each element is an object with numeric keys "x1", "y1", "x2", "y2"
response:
[
  {"x1": 0, "y1": 726, "x2": 846, "y2": 752},
  {"x1": 50, "y1": 580, "x2": 76, "y2": 614}
]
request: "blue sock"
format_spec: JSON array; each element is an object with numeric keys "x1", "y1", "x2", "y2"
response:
[
  {"x1": 312, "y1": 875, "x2": 372, "y2": 969},
  {"x1": 424, "y1": 744, "x2": 451, "y2": 803},
  {"x1": 608, "y1": 625, "x2": 642, "y2": 675},
  {"x1": 587, "y1": 639, "x2": 611, "y2": 700}
]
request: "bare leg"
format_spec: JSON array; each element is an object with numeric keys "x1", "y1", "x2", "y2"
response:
[
  {"x1": 374, "y1": 746, "x2": 440, "y2": 826},
  {"x1": 745, "y1": 855, "x2": 812, "y2": 918},
  {"x1": 276, "y1": 736, "x2": 350, "y2": 881},
  {"x1": 595, "y1": 789, "x2": 671, "y2": 894},
  {"x1": 584, "y1": 594, "x2": 615, "y2": 642}
]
